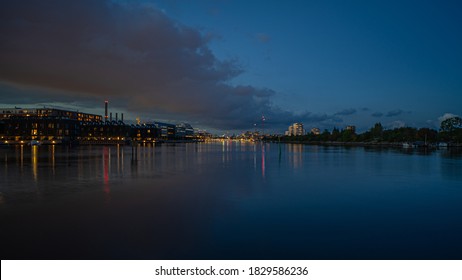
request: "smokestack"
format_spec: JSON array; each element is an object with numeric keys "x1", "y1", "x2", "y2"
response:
[
  {"x1": 104, "y1": 101, "x2": 108, "y2": 122},
  {"x1": 115, "y1": 113, "x2": 118, "y2": 121},
  {"x1": 110, "y1": 112, "x2": 112, "y2": 121},
  {"x1": 121, "y1": 113, "x2": 124, "y2": 122}
]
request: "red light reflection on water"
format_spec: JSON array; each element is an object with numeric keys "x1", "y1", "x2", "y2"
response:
[{"x1": 103, "y1": 146, "x2": 110, "y2": 195}]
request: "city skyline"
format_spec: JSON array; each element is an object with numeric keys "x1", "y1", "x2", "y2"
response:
[{"x1": 1, "y1": 0, "x2": 461, "y2": 133}]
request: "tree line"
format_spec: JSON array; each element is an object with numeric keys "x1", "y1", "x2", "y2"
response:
[{"x1": 270, "y1": 116, "x2": 462, "y2": 144}]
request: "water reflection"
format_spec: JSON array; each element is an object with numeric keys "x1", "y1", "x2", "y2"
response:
[
  {"x1": 19, "y1": 145, "x2": 23, "y2": 170},
  {"x1": 3, "y1": 151, "x2": 8, "y2": 177},
  {"x1": 49, "y1": 145, "x2": 55, "y2": 175},
  {"x1": 0, "y1": 143, "x2": 461, "y2": 196},
  {"x1": 116, "y1": 145, "x2": 121, "y2": 175},
  {"x1": 31, "y1": 145, "x2": 38, "y2": 182},
  {"x1": 131, "y1": 144, "x2": 138, "y2": 163},
  {"x1": 0, "y1": 143, "x2": 461, "y2": 259},
  {"x1": 261, "y1": 144, "x2": 266, "y2": 179},
  {"x1": 441, "y1": 148, "x2": 462, "y2": 159},
  {"x1": 253, "y1": 144, "x2": 257, "y2": 171},
  {"x1": 440, "y1": 149, "x2": 462, "y2": 181},
  {"x1": 221, "y1": 140, "x2": 234, "y2": 164},
  {"x1": 287, "y1": 144, "x2": 303, "y2": 169},
  {"x1": 103, "y1": 146, "x2": 110, "y2": 199}
]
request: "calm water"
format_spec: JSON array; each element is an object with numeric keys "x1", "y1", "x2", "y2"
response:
[{"x1": 1, "y1": 142, "x2": 461, "y2": 259}]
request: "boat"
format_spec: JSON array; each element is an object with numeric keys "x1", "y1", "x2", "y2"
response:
[
  {"x1": 402, "y1": 142, "x2": 413, "y2": 148},
  {"x1": 438, "y1": 142, "x2": 448, "y2": 148}
]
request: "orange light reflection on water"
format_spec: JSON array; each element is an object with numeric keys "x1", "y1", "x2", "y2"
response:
[{"x1": 31, "y1": 145, "x2": 38, "y2": 182}]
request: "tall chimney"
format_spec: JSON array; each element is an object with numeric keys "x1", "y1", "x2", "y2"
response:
[
  {"x1": 104, "y1": 101, "x2": 108, "y2": 122},
  {"x1": 110, "y1": 112, "x2": 112, "y2": 121},
  {"x1": 115, "y1": 113, "x2": 118, "y2": 121},
  {"x1": 121, "y1": 113, "x2": 124, "y2": 122}
]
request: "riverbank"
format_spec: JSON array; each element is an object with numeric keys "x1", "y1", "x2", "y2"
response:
[
  {"x1": 0, "y1": 139, "x2": 202, "y2": 146},
  {"x1": 265, "y1": 140, "x2": 462, "y2": 148}
]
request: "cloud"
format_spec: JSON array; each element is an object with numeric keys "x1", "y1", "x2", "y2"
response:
[
  {"x1": 334, "y1": 108, "x2": 356, "y2": 116},
  {"x1": 387, "y1": 120, "x2": 406, "y2": 129},
  {"x1": 385, "y1": 109, "x2": 404, "y2": 117},
  {"x1": 245, "y1": 109, "x2": 343, "y2": 131},
  {"x1": 371, "y1": 112, "x2": 383, "y2": 118},
  {"x1": 0, "y1": 1, "x2": 287, "y2": 131},
  {"x1": 438, "y1": 113, "x2": 459, "y2": 123}
]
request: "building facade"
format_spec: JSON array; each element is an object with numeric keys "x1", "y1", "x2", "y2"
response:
[
  {"x1": 285, "y1": 123, "x2": 305, "y2": 136},
  {"x1": 310, "y1": 127, "x2": 321, "y2": 135},
  {"x1": 1, "y1": 108, "x2": 102, "y2": 122},
  {"x1": 175, "y1": 123, "x2": 195, "y2": 139},
  {"x1": 1, "y1": 116, "x2": 80, "y2": 143},
  {"x1": 1, "y1": 107, "x2": 197, "y2": 144},
  {"x1": 345, "y1": 125, "x2": 356, "y2": 133}
]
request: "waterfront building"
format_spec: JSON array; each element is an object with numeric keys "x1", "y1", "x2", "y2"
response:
[
  {"x1": 150, "y1": 122, "x2": 176, "y2": 139},
  {"x1": 79, "y1": 120, "x2": 130, "y2": 143},
  {"x1": 0, "y1": 106, "x2": 195, "y2": 144},
  {"x1": 0, "y1": 107, "x2": 103, "y2": 143},
  {"x1": 130, "y1": 123, "x2": 160, "y2": 142},
  {"x1": 194, "y1": 129, "x2": 212, "y2": 140},
  {"x1": 175, "y1": 123, "x2": 194, "y2": 139},
  {"x1": 286, "y1": 123, "x2": 305, "y2": 136},
  {"x1": 311, "y1": 127, "x2": 321, "y2": 135},
  {"x1": 0, "y1": 121, "x2": 5, "y2": 137},
  {"x1": 1, "y1": 116, "x2": 80, "y2": 143},
  {"x1": 239, "y1": 131, "x2": 261, "y2": 141},
  {"x1": 1, "y1": 108, "x2": 102, "y2": 122},
  {"x1": 345, "y1": 125, "x2": 356, "y2": 133}
]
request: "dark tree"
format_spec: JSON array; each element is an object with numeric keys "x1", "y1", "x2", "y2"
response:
[
  {"x1": 320, "y1": 129, "x2": 330, "y2": 141},
  {"x1": 370, "y1": 122, "x2": 383, "y2": 140},
  {"x1": 417, "y1": 128, "x2": 437, "y2": 142},
  {"x1": 330, "y1": 127, "x2": 340, "y2": 141},
  {"x1": 440, "y1": 117, "x2": 462, "y2": 143},
  {"x1": 440, "y1": 117, "x2": 462, "y2": 132}
]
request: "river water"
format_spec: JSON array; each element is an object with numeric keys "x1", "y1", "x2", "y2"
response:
[{"x1": 1, "y1": 142, "x2": 461, "y2": 259}]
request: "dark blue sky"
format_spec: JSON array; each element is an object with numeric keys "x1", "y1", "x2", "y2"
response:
[{"x1": 1, "y1": 0, "x2": 461, "y2": 133}]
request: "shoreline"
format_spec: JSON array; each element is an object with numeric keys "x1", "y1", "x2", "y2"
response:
[{"x1": 264, "y1": 140, "x2": 462, "y2": 148}]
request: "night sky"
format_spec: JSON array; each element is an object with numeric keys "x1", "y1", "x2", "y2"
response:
[{"x1": 1, "y1": 0, "x2": 461, "y2": 133}]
